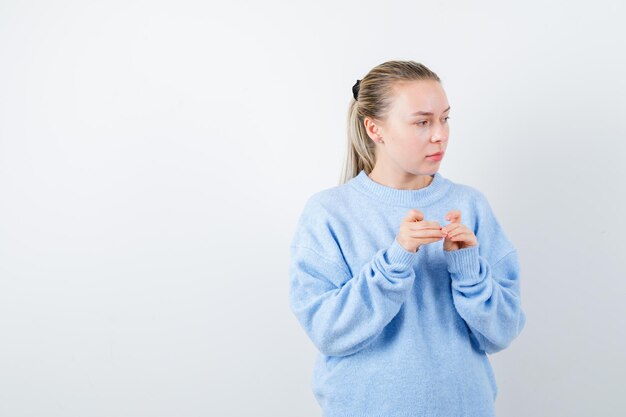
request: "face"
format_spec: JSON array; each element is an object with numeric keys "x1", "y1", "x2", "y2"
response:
[{"x1": 366, "y1": 79, "x2": 450, "y2": 176}]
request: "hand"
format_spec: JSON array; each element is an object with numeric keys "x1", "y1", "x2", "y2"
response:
[
  {"x1": 441, "y1": 210, "x2": 479, "y2": 252},
  {"x1": 396, "y1": 209, "x2": 445, "y2": 253}
]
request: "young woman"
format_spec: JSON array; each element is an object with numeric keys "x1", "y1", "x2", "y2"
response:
[{"x1": 289, "y1": 60, "x2": 526, "y2": 417}]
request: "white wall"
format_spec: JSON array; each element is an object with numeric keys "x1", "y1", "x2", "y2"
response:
[{"x1": 1, "y1": 1, "x2": 624, "y2": 416}]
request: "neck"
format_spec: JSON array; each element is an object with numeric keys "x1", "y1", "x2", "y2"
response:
[{"x1": 368, "y1": 165, "x2": 435, "y2": 190}]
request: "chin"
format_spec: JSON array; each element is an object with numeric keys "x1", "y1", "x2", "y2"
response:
[
  {"x1": 408, "y1": 168, "x2": 438, "y2": 176},
  {"x1": 421, "y1": 165, "x2": 439, "y2": 173}
]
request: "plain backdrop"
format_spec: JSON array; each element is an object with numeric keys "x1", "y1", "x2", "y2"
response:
[{"x1": 1, "y1": 0, "x2": 625, "y2": 416}]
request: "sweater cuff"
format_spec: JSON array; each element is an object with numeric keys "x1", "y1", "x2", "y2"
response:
[
  {"x1": 443, "y1": 244, "x2": 480, "y2": 280},
  {"x1": 385, "y1": 238, "x2": 421, "y2": 268}
]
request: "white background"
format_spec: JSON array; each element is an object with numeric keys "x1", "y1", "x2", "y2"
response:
[{"x1": 1, "y1": 1, "x2": 625, "y2": 416}]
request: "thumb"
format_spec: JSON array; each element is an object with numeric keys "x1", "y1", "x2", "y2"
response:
[
  {"x1": 445, "y1": 210, "x2": 462, "y2": 223},
  {"x1": 405, "y1": 209, "x2": 425, "y2": 222}
]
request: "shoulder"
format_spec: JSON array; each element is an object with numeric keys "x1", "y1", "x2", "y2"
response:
[
  {"x1": 450, "y1": 180, "x2": 502, "y2": 228},
  {"x1": 290, "y1": 182, "x2": 353, "y2": 253},
  {"x1": 445, "y1": 175, "x2": 515, "y2": 256},
  {"x1": 297, "y1": 177, "x2": 359, "y2": 220},
  {"x1": 444, "y1": 176, "x2": 492, "y2": 212}
]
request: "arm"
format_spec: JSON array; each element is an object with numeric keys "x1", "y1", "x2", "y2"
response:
[
  {"x1": 289, "y1": 238, "x2": 419, "y2": 357},
  {"x1": 444, "y1": 243, "x2": 526, "y2": 355}
]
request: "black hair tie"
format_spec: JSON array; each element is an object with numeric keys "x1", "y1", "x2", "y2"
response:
[{"x1": 352, "y1": 79, "x2": 361, "y2": 101}]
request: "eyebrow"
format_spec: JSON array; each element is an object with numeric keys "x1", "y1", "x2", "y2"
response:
[{"x1": 411, "y1": 106, "x2": 451, "y2": 116}]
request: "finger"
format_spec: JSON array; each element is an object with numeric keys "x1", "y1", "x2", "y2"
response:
[
  {"x1": 422, "y1": 237, "x2": 445, "y2": 244},
  {"x1": 441, "y1": 223, "x2": 464, "y2": 235},
  {"x1": 447, "y1": 225, "x2": 472, "y2": 239},
  {"x1": 422, "y1": 221, "x2": 442, "y2": 230},
  {"x1": 446, "y1": 228, "x2": 467, "y2": 239},
  {"x1": 408, "y1": 229, "x2": 446, "y2": 239},
  {"x1": 449, "y1": 231, "x2": 472, "y2": 241},
  {"x1": 445, "y1": 210, "x2": 462, "y2": 223},
  {"x1": 445, "y1": 210, "x2": 462, "y2": 222},
  {"x1": 405, "y1": 209, "x2": 424, "y2": 222},
  {"x1": 408, "y1": 221, "x2": 442, "y2": 231}
]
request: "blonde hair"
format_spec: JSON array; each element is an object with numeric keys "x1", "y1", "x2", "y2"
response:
[{"x1": 339, "y1": 60, "x2": 441, "y2": 185}]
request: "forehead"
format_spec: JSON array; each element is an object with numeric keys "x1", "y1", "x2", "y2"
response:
[{"x1": 389, "y1": 80, "x2": 448, "y2": 114}]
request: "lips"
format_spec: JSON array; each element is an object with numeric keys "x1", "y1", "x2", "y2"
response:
[{"x1": 427, "y1": 151, "x2": 444, "y2": 157}]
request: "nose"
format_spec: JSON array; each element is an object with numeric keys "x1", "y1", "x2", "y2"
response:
[{"x1": 430, "y1": 122, "x2": 449, "y2": 143}]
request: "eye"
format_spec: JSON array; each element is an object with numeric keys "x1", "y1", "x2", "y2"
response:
[
  {"x1": 443, "y1": 116, "x2": 451, "y2": 123},
  {"x1": 416, "y1": 120, "x2": 428, "y2": 126}
]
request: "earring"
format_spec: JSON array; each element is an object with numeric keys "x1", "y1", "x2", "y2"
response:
[{"x1": 379, "y1": 138, "x2": 384, "y2": 144}]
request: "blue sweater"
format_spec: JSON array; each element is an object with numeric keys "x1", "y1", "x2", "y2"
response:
[{"x1": 288, "y1": 170, "x2": 526, "y2": 417}]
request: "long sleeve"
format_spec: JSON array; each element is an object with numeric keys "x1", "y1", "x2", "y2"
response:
[
  {"x1": 444, "y1": 246, "x2": 526, "y2": 354},
  {"x1": 289, "y1": 238, "x2": 420, "y2": 357},
  {"x1": 442, "y1": 188, "x2": 526, "y2": 355}
]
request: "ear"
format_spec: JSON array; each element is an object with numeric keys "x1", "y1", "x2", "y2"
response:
[{"x1": 363, "y1": 117, "x2": 384, "y2": 143}]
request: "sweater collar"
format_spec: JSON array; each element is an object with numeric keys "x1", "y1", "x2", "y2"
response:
[{"x1": 349, "y1": 169, "x2": 451, "y2": 207}]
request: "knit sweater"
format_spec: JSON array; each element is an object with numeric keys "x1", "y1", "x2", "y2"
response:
[{"x1": 288, "y1": 169, "x2": 526, "y2": 417}]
